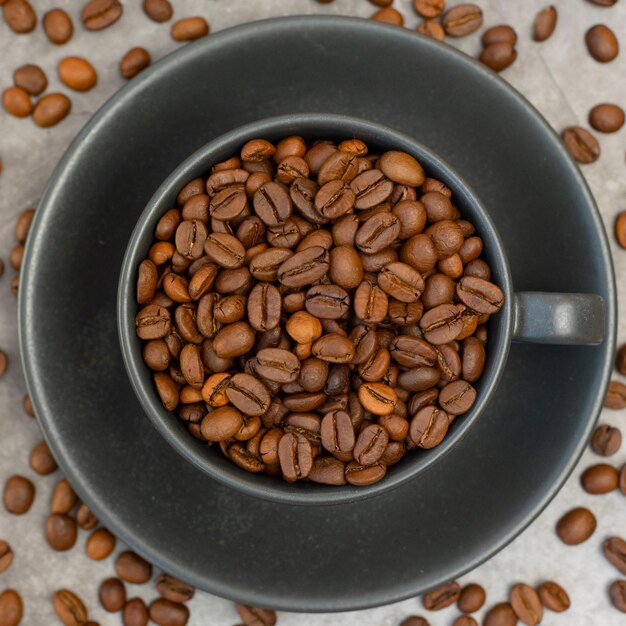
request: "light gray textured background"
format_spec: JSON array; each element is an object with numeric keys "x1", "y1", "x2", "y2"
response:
[{"x1": 0, "y1": 1, "x2": 625, "y2": 624}]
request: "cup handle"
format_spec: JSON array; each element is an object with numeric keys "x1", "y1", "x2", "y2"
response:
[{"x1": 513, "y1": 292, "x2": 606, "y2": 345}]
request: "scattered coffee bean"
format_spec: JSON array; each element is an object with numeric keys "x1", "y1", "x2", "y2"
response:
[
  {"x1": 371, "y1": 7, "x2": 404, "y2": 25},
  {"x1": 483, "y1": 602, "x2": 517, "y2": 626},
  {"x1": 533, "y1": 5, "x2": 557, "y2": 42},
  {"x1": 45, "y1": 513, "x2": 77, "y2": 551},
  {"x1": 2, "y1": 0, "x2": 36, "y2": 34},
  {"x1": 480, "y1": 42, "x2": 517, "y2": 72},
  {"x1": 99, "y1": 577, "x2": 126, "y2": 612},
  {"x1": 591, "y1": 424, "x2": 622, "y2": 456},
  {"x1": 616, "y1": 343, "x2": 626, "y2": 374},
  {"x1": 482, "y1": 25, "x2": 517, "y2": 46},
  {"x1": 616, "y1": 212, "x2": 626, "y2": 248},
  {"x1": 9, "y1": 244, "x2": 23, "y2": 271},
  {"x1": 556, "y1": 506, "x2": 596, "y2": 545},
  {"x1": 2, "y1": 87, "x2": 32, "y2": 118},
  {"x1": 82, "y1": 0, "x2": 123, "y2": 31},
  {"x1": 236, "y1": 604, "x2": 277, "y2": 626},
  {"x1": 29, "y1": 440, "x2": 58, "y2": 475},
  {"x1": 369, "y1": 0, "x2": 393, "y2": 6},
  {"x1": 457, "y1": 583, "x2": 485, "y2": 613},
  {"x1": 51, "y1": 478, "x2": 78, "y2": 514},
  {"x1": 22, "y1": 394, "x2": 34, "y2": 417},
  {"x1": 0, "y1": 541, "x2": 14, "y2": 574},
  {"x1": 120, "y1": 47, "x2": 151, "y2": 79},
  {"x1": 510, "y1": 583, "x2": 542, "y2": 625},
  {"x1": 149, "y1": 598, "x2": 190, "y2": 626},
  {"x1": 15, "y1": 208, "x2": 35, "y2": 244},
  {"x1": 536, "y1": 581, "x2": 569, "y2": 612},
  {"x1": 76, "y1": 502, "x2": 98, "y2": 529},
  {"x1": 171, "y1": 16, "x2": 209, "y2": 41},
  {"x1": 58, "y1": 57, "x2": 98, "y2": 92},
  {"x1": 605, "y1": 380, "x2": 626, "y2": 408},
  {"x1": 581, "y1": 463, "x2": 618, "y2": 493},
  {"x1": 585, "y1": 24, "x2": 619, "y2": 62},
  {"x1": 123, "y1": 597, "x2": 149, "y2": 626},
  {"x1": 417, "y1": 20, "x2": 445, "y2": 40},
  {"x1": 422, "y1": 581, "x2": 460, "y2": 610},
  {"x1": 143, "y1": 0, "x2": 172, "y2": 22},
  {"x1": 3, "y1": 475, "x2": 34, "y2": 515},
  {"x1": 587, "y1": 0, "x2": 617, "y2": 4},
  {"x1": 589, "y1": 103, "x2": 625, "y2": 133},
  {"x1": 604, "y1": 536, "x2": 626, "y2": 576},
  {"x1": 399, "y1": 618, "x2": 430, "y2": 626},
  {"x1": 86, "y1": 527, "x2": 116, "y2": 560},
  {"x1": 561, "y1": 126, "x2": 600, "y2": 164},
  {"x1": 413, "y1": 0, "x2": 445, "y2": 19},
  {"x1": 115, "y1": 550, "x2": 153, "y2": 584},
  {"x1": 155, "y1": 574, "x2": 195, "y2": 603},
  {"x1": 32, "y1": 93, "x2": 72, "y2": 128},
  {"x1": 43, "y1": 8, "x2": 73, "y2": 44},
  {"x1": 53, "y1": 589, "x2": 88, "y2": 626},
  {"x1": 609, "y1": 580, "x2": 626, "y2": 613},
  {"x1": 0, "y1": 351, "x2": 7, "y2": 379},
  {"x1": 13, "y1": 64, "x2": 47, "y2": 96},
  {"x1": 0, "y1": 590, "x2": 22, "y2": 626},
  {"x1": 442, "y1": 4, "x2": 482, "y2": 37}
]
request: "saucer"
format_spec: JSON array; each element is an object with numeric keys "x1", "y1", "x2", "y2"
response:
[{"x1": 19, "y1": 16, "x2": 615, "y2": 612}]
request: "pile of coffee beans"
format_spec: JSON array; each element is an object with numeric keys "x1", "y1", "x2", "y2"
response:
[{"x1": 134, "y1": 136, "x2": 504, "y2": 486}]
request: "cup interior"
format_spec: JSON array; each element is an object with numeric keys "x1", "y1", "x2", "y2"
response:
[{"x1": 118, "y1": 113, "x2": 514, "y2": 506}]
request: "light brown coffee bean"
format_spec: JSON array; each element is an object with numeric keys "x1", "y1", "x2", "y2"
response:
[
  {"x1": 589, "y1": 103, "x2": 625, "y2": 133},
  {"x1": 53, "y1": 589, "x2": 88, "y2": 626},
  {"x1": 422, "y1": 581, "x2": 461, "y2": 610},
  {"x1": 413, "y1": 0, "x2": 445, "y2": 19},
  {"x1": 581, "y1": 463, "x2": 619, "y2": 494},
  {"x1": 120, "y1": 48, "x2": 151, "y2": 79},
  {"x1": 46, "y1": 513, "x2": 77, "y2": 551},
  {"x1": 482, "y1": 25, "x2": 517, "y2": 46},
  {"x1": 556, "y1": 507, "x2": 596, "y2": 544},
  {"x1": 442, "y1": 3, "x2": 483, "y2": 37},
  {"x1": 155, "y1": 574, "x2": 195, "y2": 604},
  {"x1": 30, "y1": 441, "x2": 58, "y2": 475},
  {"x1": 458, "y1": 583, "x2": 485, "y2": 613},
  {"x1": 480, "y1": 42, "x2": 517, "y2": 72},
  {"x1": 0, "y1": 541, "x2": 14, "y2": 574},
  {"x1": 13, "y1": 64, "x2": 47, "y2": 96},
  {"x1": 3, "y1": 0, "x2": 36, "y2": 34},
  {"x1": 143, "y1": 0, "x2": 172, "y2": 22},
  {"x1": 510, "y1": 583, "x2": 542, "y2": 625},
  {"x1": 171, "y1": 16, "x2": 209, "y2": 41},
  {"x1": 533, "y1": 5, "x2": 557, "y2": 42},
  {"x1": 0, "y1": 589, "x2": 22, "y2": 626},
  {"x1": 235, "y1": 604, "x2": 277, "y2": 626},
  {"x1": 591, "y1": 424, "x2": 622, "y2": 456},
  {"x1": 358, "y1": 381, "x2": 397, "y2": 415},
  {"x1": 43, "y1": 8, "x2": 73, "y2": 44},
  {"x1": 371, "y1": 7, "x2": 404, "y2": 25},
  {"x1": 2, "y1": 87, "x2": 32, "y2": 118},
  {"x1": 99, "y1": 577, "x2": 126, "y2": 612},
  {"x1": 585, "y1": 24, "x2": 619, "y2": 63},
  {"x1": 605, "y1": 380, "x2": 626, "y2": 409},
  {"x1": 3, "y1": 475, "x2": 35, "y2": 515},
  {"x1": 417, "y1": 19, "x2": 445, "y2": 40},
  {"x1": 115, "y1": 551, "x2": 153, "y2": 585},
  {"x1": 483, "y1": 603, "x2": 517, "y2": 626},
  {"x1": 82, "y1": 0, "x2": 122, "y2": 30},
  {"x1": 86, "y1": 528, "x2": 116, "y2": 560},
  {"x1": 536, "y1": 581, "x2": 569, "y2": 612},
  {"x1": 76, "y1": 503, "x2": 98, "y2": 530},
  {"x1": 604, "y1": 536, "x2": 626, "y2": 576},
  {"x1": 32, "y1": 93, "x2": 72, "y2": 128},
  {"x1": 561, "y1": 126, "x2": 600, "y2": 164},
  {"x1": 51, "y1": 479, "x2": 78, "y2": 514}
]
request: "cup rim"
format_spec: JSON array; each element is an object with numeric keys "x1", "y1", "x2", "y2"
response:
[{"x1": 117, "y1": 112, "x2": 514, "y2": 506}]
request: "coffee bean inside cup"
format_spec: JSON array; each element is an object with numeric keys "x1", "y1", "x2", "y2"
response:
[{"x1": 134, "y1": 135, "x2": 504, "y2": 486}]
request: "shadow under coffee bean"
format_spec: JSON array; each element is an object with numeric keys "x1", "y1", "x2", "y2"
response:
[{"x1": 133, "y1": 136, "x2": 505, "y2": 486}]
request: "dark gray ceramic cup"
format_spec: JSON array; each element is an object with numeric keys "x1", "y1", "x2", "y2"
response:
[{"x1": 118, "y1": 114, "x2": 606, "y2": 506}]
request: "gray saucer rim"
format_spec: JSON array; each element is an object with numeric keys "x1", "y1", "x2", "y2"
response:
[{"x1": 18, "y1": 15, "x2": 616, "y2": 612}]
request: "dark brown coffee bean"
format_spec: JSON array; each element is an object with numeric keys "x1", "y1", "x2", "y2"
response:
[
  {"x1": 99, "y1": 578, "x2": 126, "y2": 612},
  {"x1": 354, "y1": 281, "x2": 389, "y2": 324},
  {"x1": 86, "y1": 527, "x2": 116, "y2": 560},
  {"x1": 356, "y1": 213, "x2": 400, "y2": 255},
  {"x1": 510, "y1": 583, "x2": 542, "y2": 626},
  {"x1": 308, "y1": 456, "x2": 346, "y2": 485},
  {"x1": 353, "y1": 423, "x2": 388, "y2": 464},
  {"x1": 536, "y1": 581, "x2": 569, "y2": 612},
  {"x1": 605, "y1": 380, "x2": 626, "y2": 408},
  {"x1": 256, "y1": 348, "x2": 301, "y2": 383},
  {"x1": 350, "y1": 169, "x2": 393, "y2": 209},
  {"x1": 14, "y1": 208, "x2": 35, "y2": 243},
  {"x1": 277, "y1": 245, "x2": 329, "y2": 288},
  {"x1": 2, "y1": 87, "x2": 31, "y2": 118},
  {"x1": 115, "y1": 551, "x2": 152, "y2": 584},
  {"x1": 452, "y1": 617, "x2": 477, "y2": 626},
  {"x1": 482, "y1": 25, "x2": 517, "y2": 46},
  {"x1": 456, "y1": 276, "x2": 504, "y2": 314},
  {"x1": 417, "y1": 19, "x2": 445, "y2": 40},
  {"x1": 439, "y1": 380, "x2": 476, "y2": 415},
  {"x1": 581, "y1": 463, "x2": 618, "y2": 494},
  {"x1": 42, "y1": 8, "x2": 73, "y2": 44},
  {"x1": 76, "y1": 503, "x2": 98, "y2": 530},
  {"x1": 442, "y1": 4, "x2": 483, "y2": 37},
  {"x1": 480, "y1": 42, "x2": 517, "y2": 72},
  {"x1": 484, "y1": 603, "x2": 517, "y2": 626},
  {"x1": 175, "y1": 220, "x2": 208, "y2": 259},
  {"x1": 586, "y1": 24, "x2": 619, "y2": 63},
  {"x1": 422, "y1": 581, "x2": 461, "y2": 610},
  {"x1": 225, "y1": 373, "x2": 270, "y2": 416},
  {"x1": 390, "y1": 335, "x2": 437, "y2": 368},
  {"x1": 379, "y1": 151, "x2": 425, "y2": 187},
  {"x1": 29, "y1": 441, "x2": 57, "y2": 475},
  {"x1": 155, "y1": 574, "x2": 195, "y2": 604},
  {"x1": 13, "y1": 64, "x2": 47, "y2": 96},
  {"x1": 136, "y1": 304, "x2": 171, "y2": 340},
  {"x1": 53, "y1": 589, "x2": 88, "y2": 626},
  {"x1": 410, "y1": 406, "x2": 448, "y2": 448},
  {"x1": 137, "y1": 260, "x2": 158, "y2": 304},
  {"x1": 378, "y1": 262, "x2": 424, "y2": 302},
  {"x1": 149, "y1": 598, "x2": 189, "y2": 626},
  {"x1": 254, "y1": 182, "x2": 292, "y2": 225},
  {"x1": 213, "y1": 321, "x2": 255, "y2": 358},
  {"x1": 3, "y1": 475, "x2": 34, "y2": 515},
  {"x1": 314, "y1": 180, "x2": 356, "y2": 219},
  {"x1": 46, "y1": 513, "x2": 77, "y2": 550},
  {"x1": 0, "y1": 540, "x2": 13, "y2": 576},
  {"x1": 3, "y1": 0, "x2": 36, "y2": 33},
  {"x1": 419, "y1": 303, "x2": 463, "y2": 344},
  {"x1": 604, "y1": 537, "x2": 626, "y2": 575},
  {"x1": 610, "y1": 580, "x2": 626, "y2": 613},
  {"x1": 298, "y1": 358, "x2": 329, "y2": 392},
  {"x1": 236, "y1": 604, "x2": 277, "y2": 626},
  {"x1": 589, "y1": 103, "x2": 625, "y2": 133},
  {"x1": 204, "y1": 233, "x2": 245, "y2": 268},
  {"x1": 171, "y1": 16, "x2": 209, "y2": 41},
  {"x1": 413, "y1": 0, "x2": 444, "y2": 18},
  {"x1": 462, "y1": 336, "x2": 485, "y2": 382},
  {"x1": 616, "y1": 212, "x2": 626, "y2": 249},
  {"x1": 278, "y1": 432, "x2": 313, "y2": 482},
  {"x1": 591, "y1": 424, "x2": 622, "y2": 456},
  {"x1": 556, "y1": 507, "x2": 596, "y2": 544},
  {"x1": 123, "y1": 597, "x2": 149, "y2": 626},
  {"x1": 561, "y1": 126, "x2": 600, "y2": 164},
  {"x1": 458, "y1": 583, "x2": 485, "y2": 613},
  {"x1": 345, "y1": 461, "x2": 386, "y2": 485},
  {"x1": 533, "y1": 5, "x2": 557, "y2": 42},
  {"x1": 304, "y1": 284, "x2": 349, "y2": 320},
  {"x1": 320, "y1": 410, "x2": 355, "y2": 456},
  {"x1": 143, "y1": 0, "x2": 172, "y2": 22},
  {"x1": 328, "y1": 246, "x2": 363, "y2": 289},
  {"x1": 82, "y1": 0, "x2": 123, "y2": 30},
  {"x1": 312, "y1": 333, "x2": 355, "y2": 364},
  {"x1": 120, "y1": 47, "x2": 151, "y2": 79},
  {"x1": 399, "y1": 366, "x2": 440, "y2": 392}
]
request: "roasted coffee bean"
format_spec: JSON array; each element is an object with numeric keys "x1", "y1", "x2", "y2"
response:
[
  {"x1": 410, "y1": 406, "x2": 448, "y2": 448},
  {"x1": 86, "y1": 527, "x2": 116, "y2": 560},
  {"x1": 278, "y1": 432, "x2": 313, "y2": 482},
  {"x1": 483, "y1": 603, "x2": 517, "y2": 626},
  {"x1": 536, "y1": 581, "x2": 569, "y2": 612},
  {"x1": 308, "y1": 456, "x2": 346, "y2": 485},
  {"x1": 604, "y1": 537, "x2": 626, "y2": 576},
  {"x1": 45, "y1": 513, "x2": 77, "y2": 551},
  {"x1": 358, "y1": 381, "x2": 397, "y2": 415},
  {"x1": 356, "y1": 213, "x2": 400, "y2": 254},
  {"x1": 171, "y1": 16, "x2": 209, "y2": 41},
  {"x1": 458, "y1": 583, "x2": 486, "y2": 613},
  {"x1": 417, "y1": 19, "x2": 445, "y2": 40},
  {"x1": 123, "y1": 597, "x2": 149, "y2": 626},
  {"x1": 99, "y1": 577, "x2": 126, "y2": 612},
  {"x1": 452, "y1": 617, "x2": 477, "y2": 626},
  {"x1": 561, "y1": 127, "x2": 600, "y2": 164},
  {"x1": 439, "y1": 380, "x2": 476, "y2": 415},
  {"x1": 589, "y1": 103, "x2": 625, "y2": 133},
  {"x1": 312, "y1": 333, "x2": 355, "y2": 363},
  {"x1": 136, "y1": 305, "x2": 171, "y2": 340},
  {"x1": 609, "y1": 580, "x2": 626, "y2": 613},
  {"x1": 442, "y1": 4, "x2": 482, "y2": 37},
  {"x1": 200, "y1": 406, "x2": 244, "y2": 441},
  {"x1": 53, "y1": 589, "x2": 88, "y2": 626},
  {"x1": 591, "y1": 424, "x2": 622, "y2": 456},
  {"x1": 378, "y1": 262, "x2": 424, "y2": 302},
  {"x1": 0, "y1": 589, "x2": 22, "y2": 626},
  {"x1": 354, "y1": 281, "x2": 389, "y2": 324},
  {"x1": 461, "y1": 336, "x2": 485, "y2": 382},
  {"x1": 143, "y1": 0, "x2": 173, "y2": 22},
  {"x1": 422, "y1": 273, "x2": 455, "y2": 309},
  {"x1": 13, "y1": 64, "x2": 47, "y2": 96},
  {"x1": 76, "y1": 503, "x2": 98, "y2": 530},
  {"x1": 320, "y1": 410, "x2": 355, "y2": 456},
  {"x1": 314, "y1": 180, "x2": 356, "y2": 219},
  {"x1": 390, "y1": 335, "x2": 437, "y2": 368},
  {"x1": 456, "y1": 276, "x2": 504, "y2": 314},
  {"x1": 277, "y1": 245, "x2": 329, "y2": 288},
  {"x1": 213, "y1": 321, "x2": 255, "y2": 358},
  {"x1": 304, "y1": 284, "x2": 350, "y2": 320},
  {"x1": 253, "y1": 182, "x2": 292, "y2": 225},
  {"x1": 115, "y1": 551, "x2": 152, "y2": 584},
  {"x1": 413, "y1": 0, "x2": 444, "y2": 18},
  {"x1": 556, "y1": 507, "x2": 596, "y2": 545},
  {"x1": 480, "y1": 42, "x2": 517, "y2": 72},
  {"x1": 155, "y1": 574, "x2": 195, "y2": 604},
  {"x1": 58, "y1": 57, "x2": 97, "y2": 92},
  {"x1": 236, "y1": 604, "x2": 277, "y2": 626},
  {"x1": 51, "y1": 479, "x2": 78, "y2": 514},
  {"x1": 422, "y1": 581, "x2": 461, "y2": 610},
  {"x1": 371, "y1": 6, "x2": 404, "y2": 25},
  {"x1": 15, "y1": 208, "x2": 35, "y2": 243},
  {"x1": 29, "y1": 440, "x2": 57, "y2": 475},
  {"x1": 581, "y1": 463, "x2": 618, "y2": 493},
  {"x1": 3, "y1": 475, "x2": 34, "y2": 515},
  {"x1": 482, "y1": 25, "x2": 517, "y2": 46},
  {"x1": 82, "y1": 0, "x2": 123, "y2": 30},
  {"x1": 120, "y1": 47, "x2": 151, "y2": 79},
  {"x1": 350, "y1": 170, "x2": 393, "y2": 209},
  {"x1": 256, "y1": 348, "x2": 301, "y2": 383},
  {"x1": 533, "y1": 5, "x2": 557, "y2": 42},
  {"x1": 2, "y1": 87, "x2": 31, "y2": 118},
  {"x1": 605, "y1": 380, "x2": 626, "y2": 408},
  {"x1": 399, "y1": 366, "x2": 440, "y2": 392},
  {"x1": 0, "y1": 541, "x2": 14, "y2": 574},
  {"x1": 204, "y1": 233, "x2": 245, "y2": 268},
  {"x1": 419, "y1": 303, "x2": 463, "y2": 344},
  {"x1": 587, "y1": 0, "x2": 617, "y2": 4},
  {"x1": 510, "y1": 583, "x2": 542, "y2": 626},
  {"x1": 353, "y1": 423, "x2": 388, "y2": 464},
  {"x1": 586, "y1": 24, "x2": 619, "y2": 63},
  {"x1": 3, "y1": 0, "x2": 36, "y2": 33},
  {"x1": 345, "y1": 461, "x2": 386, "y2": 485},
  {"x1": 616, "y1": 212, "x2": 626, "y2": 249},
  {"x1": 149, "y1": 598, "x2": 189, "y2": 626}
]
